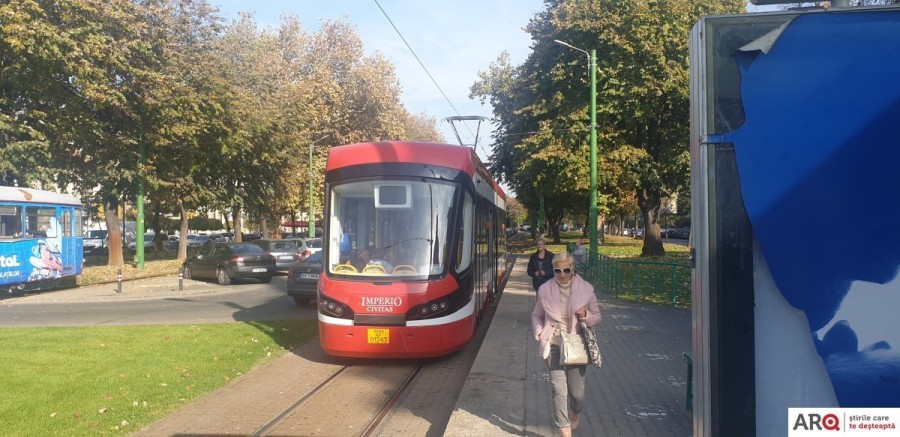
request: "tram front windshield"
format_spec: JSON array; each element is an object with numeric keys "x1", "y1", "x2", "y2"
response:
[{"x1": 327, "y1": 180, "x2": 455, "y2": 277}]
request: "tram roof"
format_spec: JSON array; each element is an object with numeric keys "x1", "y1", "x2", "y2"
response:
[
  {"x1": 327, "y1": 141, "x2": 505, "y2": 199},
  {"x1": 0, "y1": 186, "x2": 82, "y2": 206}
]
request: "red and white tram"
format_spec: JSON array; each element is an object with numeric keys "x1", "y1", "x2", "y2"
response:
[{"x1": 317, "y1": 141, "x2": 509, "y2": 358}]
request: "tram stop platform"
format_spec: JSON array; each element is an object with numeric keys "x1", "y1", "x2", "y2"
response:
[
  {"x1": 6, "y1": 256, "x2": 692, "y2": 436},
  {"x1": 444, "y1": 256, "x2": 693, "y2": 437}
]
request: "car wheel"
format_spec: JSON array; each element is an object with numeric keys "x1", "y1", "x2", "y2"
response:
[
  {"x1": 216, "y1": 267, "x2": 232, "y2": 285},
  {"x1": 183, "y1": 265, "x2": 192, "y2": 280},
  {"x1": 293, "y1": 296, "x2": 310, "y2": 306},
  {"x1": 259, "y1": 276, "x2": 272, "y2": 284}
]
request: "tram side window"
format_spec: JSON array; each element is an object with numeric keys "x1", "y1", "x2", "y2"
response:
[
  {"x1": 0, "y1": 205, "x2": 23, "y2": 239},
  {"x1": 61, "y1": 210, "x2": 72, "y2": 236},
  {"x1": 456, "y1": 192, "x2": 473, "y2": 272},
  {"x1": 26, "y1": 206, "x2": 55, "y2": 238},
  {"x1": 74, "y1": 208, "x2": 83, "y2": 237}
]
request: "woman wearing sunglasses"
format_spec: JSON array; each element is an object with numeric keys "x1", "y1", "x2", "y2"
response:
[{"x1": 531, "y1": 251, "x2": 602, "y2": 437}]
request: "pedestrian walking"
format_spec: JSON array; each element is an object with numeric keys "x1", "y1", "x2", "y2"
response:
[
  {"x1": 526, "y1": 237, "x2": 554, "y2": 292},
  {"x1": 571, "y1": 238, "x2": 587, "y2": 266},
  {"x1": 531, "y1": 252, "x2": 602, "y2": 437}
]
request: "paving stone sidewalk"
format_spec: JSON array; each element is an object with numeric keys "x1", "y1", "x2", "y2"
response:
[{"x1": 445, "y1": 256, "x2": 693, "y2": 437}]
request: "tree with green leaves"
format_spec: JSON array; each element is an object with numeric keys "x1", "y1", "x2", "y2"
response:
[
  {"x1": 1, "y1": 2, "x2": 441, "y2": 264},
  {"x1": 0, "y1": 0, "x2": 176, "y2": 265},
  {"x1": 474, "y1": 0, "x2": 743, "y2": 255}
]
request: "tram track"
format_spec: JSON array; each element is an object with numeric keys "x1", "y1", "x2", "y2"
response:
[
  {"x1": 136, "y1": 264, "x2": 509, "y2": 436},
  {"x1": 253, "y1": 360, "x2": 424, "y2": 436},
  {"x1": 253, "y1": 366, "x2": 351, "y2": 436},
  {"x1": 360, "y1": 364, "x2": 423, "y2": 437}
]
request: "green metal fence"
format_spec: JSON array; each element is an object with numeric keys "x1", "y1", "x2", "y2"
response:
[{"x1": 577, "y1": 253, "x2": 691, "y2": 307}]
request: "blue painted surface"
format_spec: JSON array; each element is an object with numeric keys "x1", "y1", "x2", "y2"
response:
[
  {"x1": 0, "y1": 205, "x2": 82, "y2": 289},
  {"x1": 724, "y1": 11, "x2": 900, "y2": 408}
]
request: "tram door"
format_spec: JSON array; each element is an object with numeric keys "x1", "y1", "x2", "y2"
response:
[{"x1": 57, "y1": 206, "x2": 82, "y2": 275}]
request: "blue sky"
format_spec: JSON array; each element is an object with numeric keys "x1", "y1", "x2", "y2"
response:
[
  {"x1": 210, "y1": 0, "x2": 546, "y2": 163},
  {"x1": 209, "y1": 1, "x2": 778, "y2": 164}
]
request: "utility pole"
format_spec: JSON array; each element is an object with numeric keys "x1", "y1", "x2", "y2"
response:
[
  {"x1": 309, "y1": 136, "x2": 329, "y2": 238},
  {"x1": 136, "y1": 141, "x2": 145, "y2": 269},
  {"x1": 555, "y1": 40, "x2": 599, "y2": 263}
]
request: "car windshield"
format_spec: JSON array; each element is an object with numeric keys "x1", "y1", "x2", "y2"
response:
[
  {"x1": 327, "y1": 179, "x2": 456, "y2": 277},
  {"x1": 271, "y1": 241, "x2": 297, "y2": 251},
  {"x1": 86, "y1": 230, "x2": 107, "y2": 239},
  {"x1": 305, "y1": 238, "x2": 322, "y2": 248},
  {"x1": 304, "y1": 251, "x2": 322, "y2": 263}
]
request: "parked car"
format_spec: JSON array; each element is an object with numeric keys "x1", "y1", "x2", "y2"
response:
[
  {"x1": 242, "y1": 232, "x2": 261, "y2": 241},
  {"x1": 167, "y1": 235, "x2": 179, "y2": 251},
  {"x1": 670, "y1": 227, "x2": 691, "y2": 239},
  {"x1": 186, "y1": 234, "x2": 210, "y2": 248},
  {"x1": 127, "y1": 233, "x2": 157, "y2": 252},
  {"x1": 208, "y1": 232, "x2": 234, "y2": 243},
  {"x1": 83, "y1": 229, "x2": 108, "y2": 255},
  {"x1": 286, "y1": 251, "x2": 321, "y2": 305},
  {"x1": 283, "y1": 237, "x2": 323, "y2": 260},
  {"x1": 251, "y1": 239, "x2": 303, "y2": 271},
  {"x1": 182, "y1": 242, "x2": 276, "y2": 285}
]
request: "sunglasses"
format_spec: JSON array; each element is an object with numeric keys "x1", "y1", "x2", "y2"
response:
[{"x1": 553, "y1": 267, "x2": 573, "y2": 274}]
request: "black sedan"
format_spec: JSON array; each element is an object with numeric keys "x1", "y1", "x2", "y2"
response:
[
  {"x1": 286, "y1": 251, "x2": 321, "y2": 305},
  {"x1": 183, "y1": 242, "x2": 276, "y2": 285}
]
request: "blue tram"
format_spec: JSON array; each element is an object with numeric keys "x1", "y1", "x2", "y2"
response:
[{"x1": 0, "y1": 187, "x2": 83, "y2": 293}]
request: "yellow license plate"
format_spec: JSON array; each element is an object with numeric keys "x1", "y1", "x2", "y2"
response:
[{"x1": 367, "y1": 328, "x2": 390, "y2": 344}]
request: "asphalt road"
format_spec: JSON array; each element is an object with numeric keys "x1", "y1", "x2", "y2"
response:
[{"x1": 0, "y1": 276, "x2": 316, "y2": 327}]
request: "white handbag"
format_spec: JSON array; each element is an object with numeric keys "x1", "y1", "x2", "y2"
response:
[{"x1": 559, "y1": 330, "x2": 589, "y2": 366}]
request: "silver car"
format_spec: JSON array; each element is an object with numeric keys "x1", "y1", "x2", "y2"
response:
[
  {"x1": 251, "y1": 239, "x2": 303, "y2": 271},
  {"x1": 283, "y1": 237, "x2": 322, "y2": 260}
]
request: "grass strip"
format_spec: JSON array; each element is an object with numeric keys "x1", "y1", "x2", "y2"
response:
[{"x1": 0, "y1": 320, "x2": 317, "y2": 436}]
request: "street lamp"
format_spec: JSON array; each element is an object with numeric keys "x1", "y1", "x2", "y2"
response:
[
  {"x1": 309, "y1": 136, "x2": 329, "y2": 238},
  {"x1": 555, "y1": 39, "x2": 598, "y2": 263}
]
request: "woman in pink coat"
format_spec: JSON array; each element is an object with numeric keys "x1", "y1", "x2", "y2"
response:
[{"x1": 532, "y1": 252, "x2": 601, "y2": 437}]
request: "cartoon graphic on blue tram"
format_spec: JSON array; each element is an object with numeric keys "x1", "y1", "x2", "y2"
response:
[
  {"x1": 0, "y1": 187, "x2": 82, "y2": 292},
  {"x1": 28, "y1": 216, "x2": 64, "y2": 280}
]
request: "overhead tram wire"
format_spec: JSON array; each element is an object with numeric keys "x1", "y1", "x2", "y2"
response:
[
  {"x1": 373, "y1": 0, "x2": 486, "y2": 157},
  {"x1": 499, "y1": 127, "x2": 586, "y2": 138}
]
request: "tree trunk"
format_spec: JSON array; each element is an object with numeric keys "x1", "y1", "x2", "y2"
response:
[
  {"x1": 233, "y1": 205, "x2": 243, "y2": 242},
  {"x1": 150, "y1": 203, "x2": 162, "y2": 251},
  {"x1": 637, "y1": 187, "x2": 665, "y2": 257},
  {"x1": 178, "y1": 201, "x2": 189, "y2": 260},
  {"x1": 548, "y1": 220, "x2": 560, "y2": 244},
  {"x1": 103, "y1": 196, "x2": 124, "y2": 266},
  {"x1": 223, "y1": 211, "x2": 232, "y2": 234},
  {"x1": 597, "y1": 215, "x2": 605, "y2": 245}
]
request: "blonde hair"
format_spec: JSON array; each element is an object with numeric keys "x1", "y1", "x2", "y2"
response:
[{"x1": 552, "y1": 251, "x2": 573, "y2": 267}]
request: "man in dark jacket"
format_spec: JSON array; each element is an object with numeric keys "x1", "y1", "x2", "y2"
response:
[{"x1": 526, "y1": 237, "x2": 554, "y2": 292}]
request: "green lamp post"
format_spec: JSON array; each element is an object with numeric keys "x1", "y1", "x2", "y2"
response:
[{"x1": 555, "y1": 40, "x2": 598, "y2": 263}]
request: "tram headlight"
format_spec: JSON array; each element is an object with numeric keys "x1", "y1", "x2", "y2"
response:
[
  {"x1": 408, "y1": 298, "x2": 450, "y2": 320},
  {"x1": 318, "y1": 294, "x2": 350, "y2": 318}
]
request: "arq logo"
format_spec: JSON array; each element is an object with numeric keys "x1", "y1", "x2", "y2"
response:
[{"x1": 793, "y1": 413, "x2": 840, "y2": 431}]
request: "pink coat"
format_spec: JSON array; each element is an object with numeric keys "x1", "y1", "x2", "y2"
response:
[{"x1": 531, "y1": 274, "x2": 601, "y2": 359}]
